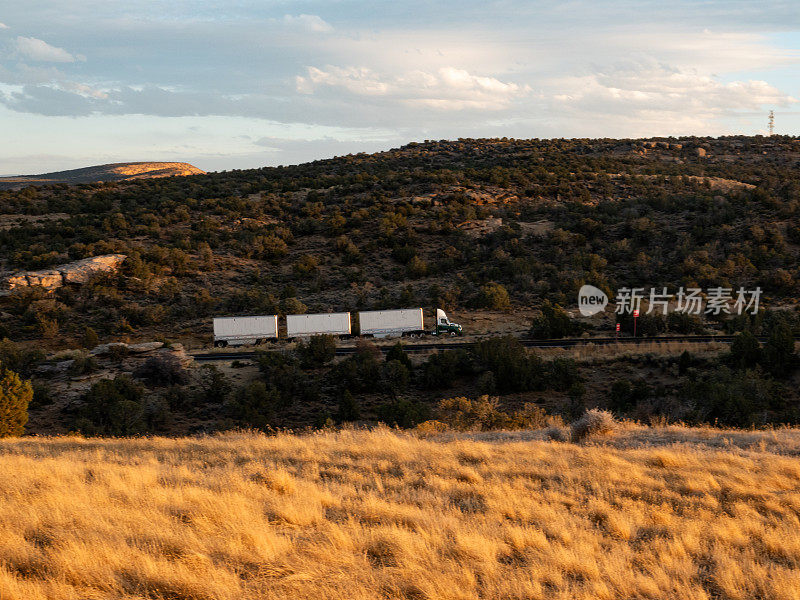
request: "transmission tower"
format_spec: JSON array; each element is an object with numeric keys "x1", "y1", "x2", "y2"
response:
[{"x1": 768, "y1": 110, "x2": 775, "y2": 136}]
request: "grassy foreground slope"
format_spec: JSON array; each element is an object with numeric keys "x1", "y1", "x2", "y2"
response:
[{"x1": 1, "y1": 427, "x2": 800, "y2": 600}]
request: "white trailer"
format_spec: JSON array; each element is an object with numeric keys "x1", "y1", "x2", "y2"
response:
[
  {"x1": 286, "y1": 312, "x2": 351, "y2": 338},
  {"x1": 213, "y1": 315, "x2": 278, "y2": 347},
  {"x1": 358, "y1": 308, "x2": 424, "y2": 338}
]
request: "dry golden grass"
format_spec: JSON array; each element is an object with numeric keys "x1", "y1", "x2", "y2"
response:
[{"x1": 1, "y1": 425, "x2": 800, "y2": 599}]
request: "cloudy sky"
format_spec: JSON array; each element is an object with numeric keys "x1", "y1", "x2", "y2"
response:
[{"x1": 1, "y1": 1, "x2": 799, "y2": 174}]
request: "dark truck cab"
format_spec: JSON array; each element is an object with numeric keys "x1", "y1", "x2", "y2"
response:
[{"x1": 432, "y1": 308, "x2": 463, "y2": 336}]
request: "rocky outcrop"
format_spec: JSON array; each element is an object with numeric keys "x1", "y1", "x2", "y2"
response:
[
  {"x1": 3, "y1": 254, "x2": 126, "y2": 292},
  {"x1": 61, "y1": 255, "x2": 127, "y2": 285},
  {"x1": 24, "y1": 270, "x2": 65, "y2": 289},
  {"x1": 89, "y1": 341, "x2": 193, "y2": 368},
  {"x1": 90, "y1": 341, "x2": 165, "y2": 356}
]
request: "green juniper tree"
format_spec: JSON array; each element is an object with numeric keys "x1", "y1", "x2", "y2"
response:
[{"x1": 0, "y1": 363, "x2": 33, "y2": 438}]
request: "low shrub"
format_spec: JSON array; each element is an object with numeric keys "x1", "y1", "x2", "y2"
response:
[
  {"x1": 331, "y1": 340, "x2": 382, "y2": 394},
  {"x1": 337, "y1": 390, "x2": 361, "y2": 422},
  {"x1": 570, "y1": 409, "x2": 616, "y2": 442},
  {"x1": 437, "y1": 396, "x2": 554, "y2": 431},
  {"x1": 479, "y1": 282, "x2": 511, "y2": 310},
  {"x1": 107, "y1": 344, "x2": 130, "y2": 362},
  {"x1": 255, "y1": 351, "x2": 318, "y2": 405},
  {"x1": 225, "y1": 381, "x2": 280, "y2": 429},
  {"x1": 530, "y1": 300, "x2": 585, "y2": 339},
  {"x1": 414, "y1": 419, "x2": 448, "y2": 434},
  {"x1": 376, "y1": 398, "x2": 430, "y2": 428},
  {"x1": 69, "y1": 355, "x2": 98, "y2": 376},
  {"x1": 608, "y1": 378, "x2": 650, "y2": 414},
  {"x1": 198, "y1": 365, "x2": 232, "y2": 404},
  {"x1": 71, "y1": 376, "x2": 151, "y2": 436},
  {"x1": 544, "y1": 425, "x2": 570, "y2": 442},
  {"x1": 680, "y1": 367, "x2": 786, "y2": 427},
  {"x1": 421, "y1": 349, "x2": 472, "y2": 390},
  {"x1": 472, "y1": 336, "x2": 541, "y2": 393},
  {"x1": 385, "y1": 342, "x2": 413, "y2": 371},
  {"x1": 438, "y1": 396, "x2": 507, "y2": 430},
  {"x1": 0, "y1": 338, "x2": 45, "y2": 378},
  {"x1": 297, "y1": 334, "x2": 337, "y2": 367},
  {"x1": 134, "y1": 354, "x2": 188, "y2": 387},
  {"x1": 381, "y1": 360, "x2": 410, "y2": 398},
  {"x1": 30, "y1": 381, "x2": 53, "y2": 409},
  {"x1": 80, "y1": 327, "x2": 99, "y2": 349}
]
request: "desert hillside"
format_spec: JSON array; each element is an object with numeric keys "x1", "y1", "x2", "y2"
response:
[
  {"x1": 2, "y1": 136, "x2": 800, "y2": 437},
  {"x1": 1, "y1": 425, "x2": 799, "y2": 599},
  {"x1": 0, "y1": 162, "x2": 205, "y2": 190}
]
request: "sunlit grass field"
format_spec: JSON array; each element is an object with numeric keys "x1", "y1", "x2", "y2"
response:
[{"x1": 1, "y1": 425, "x2": 800, "y2": 599}]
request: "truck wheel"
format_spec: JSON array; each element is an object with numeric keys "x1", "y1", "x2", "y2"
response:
[{"x1": 450, "y1": 331, "x2": 457, "y2": 336}]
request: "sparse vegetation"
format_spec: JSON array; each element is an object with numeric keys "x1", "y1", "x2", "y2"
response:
[
  {"x1": 5, "y1": 136, "x2": 800, "y2": 352},
  {"x1": 3, "y1": 137, "x2": 800, "y2": 434}
]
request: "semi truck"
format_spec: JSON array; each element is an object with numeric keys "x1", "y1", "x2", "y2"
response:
[
  {"x1": 213, "y1": 315, "x2": 278, "y2": 347},
  {"x1": 286, "y1": 312, "x2": 351, "y2": 338},
  {"x1": 211, "y1": 307, "x2": 462, "y2": 346}
]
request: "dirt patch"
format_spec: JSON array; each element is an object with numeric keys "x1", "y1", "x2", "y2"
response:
[
  {"x1": 518, "y1": 220, "x2": 554, "y2": 236},
  {"x1": 457, "y1": 217, "x2": 503, "y2": 237}
]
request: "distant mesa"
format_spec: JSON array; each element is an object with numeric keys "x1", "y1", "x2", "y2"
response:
[{"x1": 0, "y1": 162, "x2": 205, "y2": 190}]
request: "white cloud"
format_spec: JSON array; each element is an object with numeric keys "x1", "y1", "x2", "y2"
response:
[
  {"x1": 282, "y1": 14, "x2": 332, "y2": 33},
  {"x1": 0, "y1": 22, "x2": 9, "y2": 30},
  {"x1": 542, "y1": 61, "x2": 797, "y2": 137},
  {"x1": 552, "y1": 62, "x2": 796, "y2": 116},
  {"x1": 297, "y1": 65, "x2": 530, "y2": 110},
  {"x1": 15, "y1": 36, "x2": 83, "y2": 63},
  {"x1": 0, "y1": 63, "x2": 66, "y2": 85},
  {"x1": 300, "y1": 66, "x2": 389, "y2": 96}
]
